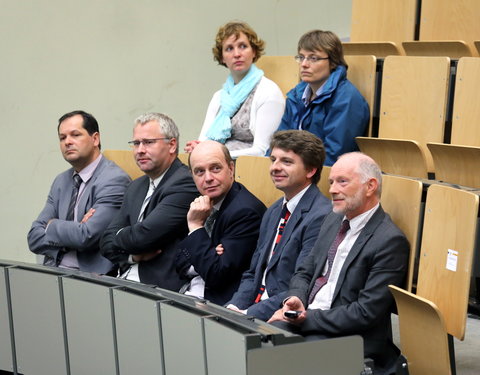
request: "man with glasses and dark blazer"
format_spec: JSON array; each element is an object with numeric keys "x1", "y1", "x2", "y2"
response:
[{"x1": 100, "y1": 112, "x2": 198, "y2": 291}]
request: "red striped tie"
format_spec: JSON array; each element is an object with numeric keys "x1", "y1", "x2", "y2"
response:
[
  {"x1": 273, "y1": 204, "x2": 291, "y2": 254},
  {"x1": 254, "y1": 204, "x2": 291, "y2": 303}
]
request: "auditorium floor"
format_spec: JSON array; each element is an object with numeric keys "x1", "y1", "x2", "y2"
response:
[{"x1": 392, "y1": 313, "x2": 480, "y2": 374}]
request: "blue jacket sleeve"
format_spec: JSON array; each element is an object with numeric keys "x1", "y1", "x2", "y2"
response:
[{"x1": 322, "y1": 83, "x2": 369, "y2": 166}]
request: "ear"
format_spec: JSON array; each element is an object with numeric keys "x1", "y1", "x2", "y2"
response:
[
  {"x1": 92, "y1": 132, "x2": 100, "y2": 148},
  {"x1": 168, "y1": 138, "x2": 178, "y2": 154},
  {"x1": 365, "y1": 178, "x2": 378, "y2": 197},
  {"x1": 306, "y1": 167, "x2": 317, "y2": 181},
  {"x1": 228, "y1": 161, "x2": 235, "y2": 178}
]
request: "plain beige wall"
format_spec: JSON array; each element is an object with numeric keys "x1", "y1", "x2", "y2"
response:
[{"x1": 0, "y1": 0, "x2": 352, "y2": 263}]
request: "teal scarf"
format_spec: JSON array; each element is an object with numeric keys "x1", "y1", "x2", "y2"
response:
[{"x1": 206, "y1": 64, "x2": 264, "y2": 143}]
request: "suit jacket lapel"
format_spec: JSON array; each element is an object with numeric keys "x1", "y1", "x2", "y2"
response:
[
  {"x1": 258, "y1": 201, "x2": 283, "y2": 270},
  {"x1": 312, "y1": 214, "x2": 343, "y2": 281},
  {"x1": 211, "y1": 182, "x2": 242, "y2": 243},
  {"x1": 59, "y1": 169, "x2": 75, "y2": 220},
  {"x1": 267, "y1": 185, "x2": 323, "y2": 272},
  {"x1": 266, "y1": 196, "x2": 309, "y2": 271},
  {"x1": 331, "y1": 206, "x2": 385, "y2": 302},
  {"x1": 132, "y1": 176, "x2": 150, "y2": 222},
  {"x1": 143, "y1": 158, "x2": 182, "y2": 218}
]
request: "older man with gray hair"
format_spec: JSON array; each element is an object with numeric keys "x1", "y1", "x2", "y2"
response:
[
  {"x1": 101, "y1": 112, "x2": 198, "y2": 291},
  {"x1": 268, "y1": 152, "x2": 409, "y2": 375}
]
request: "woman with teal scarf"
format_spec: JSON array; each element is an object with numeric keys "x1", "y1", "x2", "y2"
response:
[{"x1": 184, "y1": 21, "x2": 285, "y2": 159}]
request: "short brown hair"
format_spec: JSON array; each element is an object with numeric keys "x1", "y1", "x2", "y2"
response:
[
  {"x1": 298, "y1": 30, "x2": 347, "y2": 71},
  {"x1": 212, "y1": 21, "x2": 265, "y2": 67},
  {"x1": 270, "y1": 130, "x2": 325, "y2": 184}
]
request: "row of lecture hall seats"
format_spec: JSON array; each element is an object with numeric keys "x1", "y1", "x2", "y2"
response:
[
  {"x1": 344, "y1": 0, "x2": 480, "y2": 189},
  {"x1": 259, "y1": 52, "x2": 480, "y2": 189},
  {"x1": 356, "y1": 56, "x2": 480, "y2": 183},
  {"x1": 346, "y1": 0, "x2": 480, "y2": 58},
  {"x1": 1, "y1": 151, "x2": 478, "y2": 375}
]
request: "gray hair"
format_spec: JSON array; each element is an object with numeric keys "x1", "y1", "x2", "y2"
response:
[
  {"x1": 340, "y1": 152, "x2": 382, "y2": 197},
  {"x1": 134, "y1": 112, "x2": 179, "y2": 154}
]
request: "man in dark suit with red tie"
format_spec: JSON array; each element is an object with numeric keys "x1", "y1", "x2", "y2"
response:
[
  {"x1": 226, "y1": 130, "x2": 331, "y2": 320},
  {"x1": 268, "y1": 152, "x2": 409, "y2": 375}
]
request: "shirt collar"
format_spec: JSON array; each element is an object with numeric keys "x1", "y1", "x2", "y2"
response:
[
  {"x1": 283, "y1": 184, "x2": 311, "y2": 214},
  {"x1": 213, "y1": 196, "x2": 226, "y2": 211},
  {"x1": 301, "y1": 81, "x2": 327, "y2": 106},
  {"x1": 150, "y1": 166, "x2": 169, "y2": 189},
  {"x1": 344, "y1": 203, "x2": 380, "y2": 236},
  {"x1": 77, "y1": 154, "x2": 102, "y2": 183}
]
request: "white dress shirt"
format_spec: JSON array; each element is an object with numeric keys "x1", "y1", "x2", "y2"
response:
[
  {"x1": 121, "y1": 171, "x2": 168, "y2": 282},
  {"x1": 308, "y1": 203, "x2": 379, "y2": 310},
  {"x1": 59, "y1": 154, "x2": 103, "y2": 269}
]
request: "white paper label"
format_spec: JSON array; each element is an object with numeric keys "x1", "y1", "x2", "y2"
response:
[{"x1": 446, "y1": 249, "x2": 458, "y2": 272}]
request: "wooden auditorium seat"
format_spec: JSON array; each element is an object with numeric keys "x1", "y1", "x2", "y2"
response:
[
  {"x1": 401, "y1": 0, "x2": 480, "y2": 58},
  {"x1": 402, "y1": 40, "x2": 474, "y2": 59},
  {"x1": 427, "y1": 143, "x2": 480, "y2": 188},
  {"x1": 177, "y1": 152, "x2": 189, "y2": 165},
  {"x1": 427, "y1": 57, "x2": 480, "y2": 187},
  {"x1": 235, "y1": 156, "x2": 282, "y2": 207},
  {"x1": 356, "y1": 138, "x2": 429, "y2": 178},
  {"x1": 235, "y1": 156, "x2": 333, "y2": 207},
  {"x1": 104, "y1": 150, "x2": 189, "y2": 180},
  {"x1": 418, "y1": 0, "x2": 480, "y2": 57},
  {"x1": 449, "y1": 57, "x2": 480, "y2": 146},
  {"x1": 342, "y1": 42, "x2": 402, "y2": 58},
  {"x1": 389, "y1": 286, "x2": 452, "y2": 375},
  {"x1": 381, "y1": 174, "x2": 423, "y2": 292},
  {"x1": 345, "y1": 0, "x2": 417, "y2": 57},
  {"x1": 255, "y1": 55, "x2": 299, "y2": 97},
  {"x1": 317, "y1": 166, "x2": 331, "y2": 198},
  {"x1": 390, "y1": 184, "x2": 479, "y2": 374},
  {"x1": 357, "y1": 55, "x2": 451, "y2": 177},
  {"x1": 103, "y1": 149, "x2": 143, "y2": 180},
  {"x1": 345, "y1": 55, "x2": 377, "y2": 136}
]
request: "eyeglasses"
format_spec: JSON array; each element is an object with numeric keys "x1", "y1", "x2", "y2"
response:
[
  {"x1": 294, "y1": 55, "x2": 329, "y2": 64},
  {"x1": 128, "y1": 138, "x2": 170, "y2": 148}
]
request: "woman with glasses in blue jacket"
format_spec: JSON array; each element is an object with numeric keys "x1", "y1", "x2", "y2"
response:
[{"x1": 277, "y1": 30, "x2": 369, "y2": 166}]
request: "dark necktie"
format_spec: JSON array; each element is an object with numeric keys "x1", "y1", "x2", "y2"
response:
[
  {"x1": 66, "y1": 174, "x2": 83, "y2": 221},
  {"x1": 308, "y1": 219, "x2": 350, "y2": 304},
  {"x1": 204, "y1": 209, "x2": 219, "y2": 237},
  {"x1": 254, "y1": 203, "x2": 291, "y2": 303}
]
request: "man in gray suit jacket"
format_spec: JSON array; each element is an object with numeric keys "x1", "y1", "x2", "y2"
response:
[
  {"x1": 268, "y1": 152, "x2": 409, "y2": 375},
  {"x1": 28, "y1": 110, "x2": 131, "y2": 274},
  {"x1": 227, "y1": 130, "x2": 331, "y2": 321}
]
